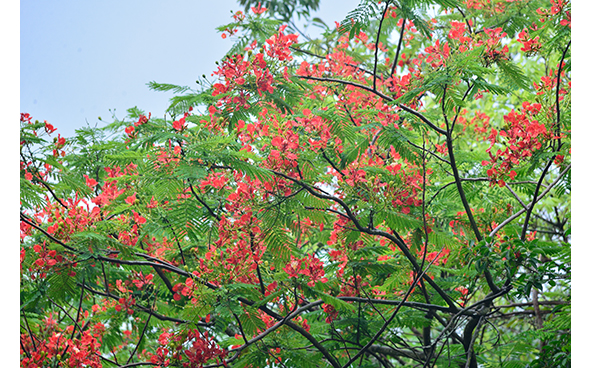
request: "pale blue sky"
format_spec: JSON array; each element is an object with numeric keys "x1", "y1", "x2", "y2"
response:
[{"x1": 20, "y1": 0, "x2": 358, "y2": 137}]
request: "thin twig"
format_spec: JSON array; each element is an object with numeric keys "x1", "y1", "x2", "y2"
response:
[
  {"x1": 391, "y1": 18, "x2": 407, "y2": 77},
  {"x1": 22, "y1": 312, "x2": 37, "y2": 352},
  {"x1": 126, "y1": 297, "x2": 155, "y2": 365},
  {"x1": 373, "y1": 1, "x2": 391, "y2": 90},
  {"x1": 162, "y1": 217, "x2": 186, "y2": 265},
  {"x1": 19, "y1": 214, "x2": 77, "y2": 252},
  {"x1": 554, "y1": 40, "x2": 571, "y2": 147},
  {"x1": 342, "y1": 247, "x2": 447, "y2": 368},
  {"x1": 70, "y1": 278, "x2": 86, "y2": 340},
  {"x1": 520, "y1": 159, "x2": 561, "y2": 240},
  {"x1": 188, "y1": 181, "x2": 221, "y2": 221},
  {"x1": 299, "y1": 75, "x2": 447, "y2": 135}
]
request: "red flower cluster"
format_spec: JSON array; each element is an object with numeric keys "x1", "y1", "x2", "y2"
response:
[
  {"x1": 537, "y1": 0, "x2": 570, "y2": 27},
  {"x1": 20, "y1": 314, "x2": 104, "y2": 368},
  {"x1": 149, "y1": 329, "x2": 226, "y2": 367},
  {"x1": 483, "y1": 101, "x2": 547, "y2": 186},
  {"x1": 322, "y1": 303, "x2": 339, "y2": 324},
  {"x1": 264, "y1": 25, "x2": 298, "y2": 61},
  {"x1": 283, "y1": 254, "x2": 329, "y2": 287},
  {"x1": 517, "y1": 29, "x2": 541, "y2": 54},
  {"x1": 125, "y1": 113, "x2": 151, "y2": 138}
]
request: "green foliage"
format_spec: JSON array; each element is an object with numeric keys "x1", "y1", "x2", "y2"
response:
[{"x1": 19, "y1": 0, "x2": 571, "y2": 367}]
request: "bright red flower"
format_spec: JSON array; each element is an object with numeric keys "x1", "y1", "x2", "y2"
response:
[{"x1": 251, "y1": 2, "x2": 267, "y2": 14}]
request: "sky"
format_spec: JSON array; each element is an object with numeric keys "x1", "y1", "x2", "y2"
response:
[{"x1": 20, "y1": 0, "x2": 359, "y2": 137}]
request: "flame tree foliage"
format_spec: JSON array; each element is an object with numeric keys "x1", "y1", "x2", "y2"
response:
[{"x1": 20, "y1": 0, "x2": 571, "y2": 367}]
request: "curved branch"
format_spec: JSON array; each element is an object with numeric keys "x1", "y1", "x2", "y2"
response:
[
  {"x1": 32, "y1": 175, "x2": 69, "y2": 209},
  {"x1": 270, "y1": 168, "x2": 459, "y2": 312},
  {"x1": 554, "y1": 40, "x2": 571, "y2": 146},
  {"x1": 20, "y1": 214, "x2": 77, "y2": 252},
  {"x1": 338, "y1": 297, "x2": 454, "y2": 313},
  {"x1": 187, "y1": 181, "x2": 221, "y2": 221},
  {"x1": 80, "y1": 283, "x2": 194, "y2": 325},
  {"x1": 373, "y1": 1, "x2": 392, "y2": 90},
  {"x1": 299, "y1": 75, "x2": 447, "y2": 135},
  {"x1": 490, "y1": 164, "x2": 570, "y2": 238},
  {"x1": 520, "y1": 158, "x2": 562, "y2": 240},
  {"x1": 368, "y1": 344, "x2": 426, "y2": 362},
  {"x1": 390, "y1": 18, "x2": 407, "y2": 78},
  {"x1": 442, "y1": 85, "x2": 500, "y2": 294}
]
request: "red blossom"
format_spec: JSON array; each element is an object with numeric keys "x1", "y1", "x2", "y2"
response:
[
  {"x1": 251, "y1": 2, "x2": 267, "y2": 14},
  {"x1": 83, "y1": 174, "x2": 98, "y2": 189}
]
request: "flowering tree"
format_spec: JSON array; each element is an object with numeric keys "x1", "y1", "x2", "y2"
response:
[{"x1": 20, "y1": 0, "x2": 571, "y2": 367}]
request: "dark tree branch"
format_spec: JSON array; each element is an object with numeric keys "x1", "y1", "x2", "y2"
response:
[
  {"x1": 495, "y1": 300, "x2": 568, "y2": 308},
  {"x1": 113, "y1": 362, "x2": 159, "y2": 368},
  {"x1": 368, "y1": 344, "x2": 426, "y2": 362},
  {"x1": 151, "y1": 265, "x2": 175, "y2": 294},
  {"x1": 270, "y1": 168, "x2": 459, "y2": 311},
  {"x1": 299, "y1": 75, "x2": 447, "y2": 135},
  {"x1": 321, "y1": 148, "x2": 345, "y2": 177},
  {"x1": 48, "y1": 298, "x2": 84, "y2": 337},
  {"x1": 373, "y1": 1, "x2": 391, "y2": 90},
  {"x1": 442, "y1": 85, "x2": 500, "y2": 294},
  {"x1": 70, "y1": 278, "x2": 86, "y2": 340},
  {"x1": 31, "y1": 173, "x2": 68, "y2": 209},
  {"x1": 456, "y1": 7, "x2": 473, "y2": 35},
  {"x1": 463, "y1": 314, "x2": 485, "y2": 368},
  {"x1": 407, "y1": 139, "x2": 450, "y2": 165},
  {"x1": 232, "y1": 310, "x2": 249, "y2": 344},
  {"x1": 391, "y1": 18, "x2": 407, "y2": 78},
  {"x1": 187, "y1": 181, "x2": 221, "y2": 221},
  {"x1": 79, "y1": 283, "x2": 194, "y2": 325},
  {"x1": 101, "y1": 262, "x2": 110, "y2": 295},
  {"x1": 22, "y1": 312, "x2": 37, "y2": 352},
  {"x1": 20, "y1": 213, "x2": 77, "y2": 252},
  {"x1": 520, "y1": 159, "x2": 560, "y2": 241},
  {"x1": 250, "y1": 232, "x2": 266, "y2": 296},
  {"x1": 126, "y1": 298, "x2": 155, "y2": 365},
  {"x1": 490, "y1": 163, "x2": 570, "y2": 236},
  {"x1": 21, "y1": 339, "x2": 31, "y2": 359},
  {"x1": 342, "y1": 252, "x2": 443, "y2": 368},
  {"x1": 505, "y1": 183, "x2": 528, "y2": 209},
  {"x1": 161, "y1": 217, "x2": 186, "y2": 265},
  {"x1": 554, "y1": 40, "x2": 571, "y2": 147},
  {"x1": 338, "y1": 297, "x2": 455, "y2": 314}
]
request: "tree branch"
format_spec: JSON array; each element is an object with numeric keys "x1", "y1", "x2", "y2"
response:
[
  {"x1": 270, "y1": 168, "x2": 459, "y2": 311},
  {"x1": 373, "y1": 1, "x2": 391, "y2": 90},
  {"x1": 390, "y1": 18, "x2": 407, "y2": 78},
  {"x1": 299, "y1": 75, "x2": 447, "y2": 135},
  {"x1": 126, "y1": 298, "x2": 155, "y2": 365},
  {"x1": 187, "y1": 181, "x2": 221, "y2": 221},
  {"x1": 554, "y1": 40, "x2": 571, "y2": 147},
  {"x1": 489, "y1": 164, "x2": 569, "y2": 238}
]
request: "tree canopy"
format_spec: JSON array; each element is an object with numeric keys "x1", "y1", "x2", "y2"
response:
[{"x1": 20, "y1": 0, "x2": 571, "y2": 367}]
